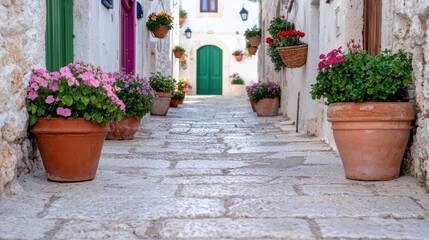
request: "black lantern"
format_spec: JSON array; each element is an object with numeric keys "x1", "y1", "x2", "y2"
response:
[
  {"x1": 239, "y1": 7, "x2": 248, "y2": 21},
  {"x1": 185, "y1": 27, "x2": 192, "y2": 39}
]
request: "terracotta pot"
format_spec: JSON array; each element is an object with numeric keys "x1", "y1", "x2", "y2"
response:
[
  {"x1": 250, "y1": 100, "x2": 256, "y2": 112},
  {"x1": 247, "y1": 47, "x2": 258, "y2": 55},
  {"x1": 170, "y1": 98, "x2": 181, "y2": 108},
  {"x1": 235, "y1": 55, "x2": 243, "y2": 62},
  {"x1": 150, "y1": 25, "x2": 170, "y2": 39},
  {"x1": 328, "y1": 102, "x2": 415, "y2": 181},
  {"x1": 248, "y1": 35, "x2": 261, "y2": 47},
  {"x1": 179, "y1": 17, "x2": 185, "y2": 27},
  {"x1": 179, "y1": 98, "x2": 185, "y2": 104},
  {"x1": 174, "y1": 51, "x2": 184, "y2": 59},
  {"x1": 255, "y1": 97, "x2": 279, "y2": 117},
  {"x1": 106, "y1": 116, "x2": 141, "y2": 140},
  {"x1": 151, "y1": 92, "x2": 172, "y2": 116},
  {"x1": 31, "y1": 118, "x2": 107, "y2": 182},
  {"x1": 179, "y1": 54, "x2": 187, "y2": 62}
]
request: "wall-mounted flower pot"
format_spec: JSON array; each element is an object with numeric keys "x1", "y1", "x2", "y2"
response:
[
  {"x1": 248, "y1": 35, "x2": 261, "y2": 47},
  {"x1": 277, "y1": 43, "x2": 308, "y2": 68},
  {"x1": 31, "y1": 118, "x2": 107, "y2": 182},
  {"x1": 247, "y1": 47, "x2": 258, "y2": 55},
  {"x1": 179, "y1": 17, "x2": 185, "y2": 27},
  {"x1": 150, "y1": 25, "x2": 170, "y2": 39},
  {"x1": 328, "y1": 102, "x2": 415, "y2": 181},
  {"x1": 150, "y1": 92, "x2": 172, "y2": 116},
  {"x1": 235, "y1": 55, "x2": 243, "y2": 62},
  {"x1": 174, "y1": 51, "x2": 184, "y2": 59}
]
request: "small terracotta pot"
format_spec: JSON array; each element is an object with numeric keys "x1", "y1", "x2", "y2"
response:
[
  {"x1": 179, "y1": 54, "x2": 187, "y2": 62},
  {"x1": 179, "y1": 17, "x2": 185, "y2": 27},
  {"x1": 235, "y1": 55, "x2": 243, "y2": 62},
  {"x1": 31, "y1": 118, "x2": 107, "y2": 182},
  {"x1": 170, "y1": 99, "x2": 181, "y2": 108},
  {"x1": 174, "y1": 51, "x2": 184, "y2": 59},
  {"x1": 151, "y1": 92, "x2": 172, "y2": 116},
  {"x1": 255, "y1": 97, "x2": 279, "y2": 117},
  {"x1": 250, "y1": 100, "x2": 256, "y2": 112},
  {"x1": 106, "y1": 116, "x2": 141, "y2": 140},
  {"x1": 179, "y1": 98, "x2": 185, "y2": 104},
  {"x1": 328, "y1": 102, "x2": 415, "y2": 181},
  {"x1": 247, "y1": 47, "x2": 258, "y2": 55},
  {"x1": 248, "y1": 35, "x2": 261, "y2": 47}
]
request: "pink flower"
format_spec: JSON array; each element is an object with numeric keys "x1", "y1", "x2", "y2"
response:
[
  {"x1": 318, "y1": 62, "x2": 326, "y2": 70},
  {"x1": 49, "y1": 82, "x2": 59, "y2": 91},
  {"x1": 336, "y1": 56, "x2": 344, "y2": 63},
  {"x1": 27, "y1": 91, "x2": 38, "y2": 100},
  {"x1": 56, "y1": 107, "x2": 72, "y2": 117},
  {"x1": 55, "y1": 97, "x2": 61, "y2": 102},
  {"x1": 327, "y1": 57, "x2": 336, "y2": 65},
  {"x1": 60, "y1": 66, "x2": 73, "y2": 78},
  {"x1": 319, "y1": 54, "x2": 325, "y2": 59},
  {"x1": 45, "y1": 95, "x2": 55, "y2": 104}
]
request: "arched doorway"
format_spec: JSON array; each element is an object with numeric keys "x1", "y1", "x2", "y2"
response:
[
  {"x1": 197, "y1": 45, "x2": 223, "y2": 95},
  {"x1": 121, "y1": 0, "x2": 136, "y2": 74}
]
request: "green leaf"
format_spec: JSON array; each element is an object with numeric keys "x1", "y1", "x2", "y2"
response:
[
  {"x1": 29, "y1": 115, "x2": 37, "y2": 125},
  {"x1": 31, "y1": 105, "x2": 37, "y2": 114},
  {"x1": 81, "y1": 97, "x2": 90, "y2": 106},
  {"x1": 76, "y1": 102, "x2": 86, "y2": 110},
  {"x1": 84, "y1": 112, "x2": 91, "y2": 120},
  {"x1": 62, "y1": 95, "x2": 73, "y2": 106}
]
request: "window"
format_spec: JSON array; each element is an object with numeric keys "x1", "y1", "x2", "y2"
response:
[{"x1": 200, "y1": 0, "x2": 217, "y2": 12}]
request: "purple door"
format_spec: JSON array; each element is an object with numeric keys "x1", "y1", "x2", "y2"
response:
[{"x1": 121, "y1": 0, "x2": 136, "y2": 74}]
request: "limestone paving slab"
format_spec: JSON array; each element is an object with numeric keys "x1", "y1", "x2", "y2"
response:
[
  {"x1": 162, "y1": 175, "x2": 274, "y2": 185},
  {"x1": 159, "y1": 218, "x2": 314, "y2": 239},
  {"x1": 175, "y1": 160, "x2": 252, "y2": 169},
  {"x1": 0, "y1": 217, "x2": 57, "y2": 240}
]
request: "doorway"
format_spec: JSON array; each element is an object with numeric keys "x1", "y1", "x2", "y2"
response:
[
  {"x1": 197, "y1": 45, "x2": 223, "y2": 95},
  {"x1": 121, "y1": 0, "x2": 136, "y2": 74}
]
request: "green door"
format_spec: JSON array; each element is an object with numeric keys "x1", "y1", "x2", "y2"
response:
[
  {"x1": 46, "y1": 0, "x2": 74, "y2": 72},
  {"x1": 197, "y1": 45, "x2": 223, "y2": 95}
]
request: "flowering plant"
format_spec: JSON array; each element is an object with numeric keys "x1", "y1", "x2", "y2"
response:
[
  {"x1": 173, "y1": 45, "x2": 185, "y2": 52},
  {"x1": 171, "y1": 91, "x2": 185, "y2": 100},
  {"x1": 146, "y1": 11, "x2": 174, "y2": 30},
  {"x1": 311, "y1": 41, "x2": 412, "y2": 105},
  {"x1": 232, "y1": 50, "x2": 244, "y2": 57},
  {"x1": 230, "y1": 73, "x2": 244, "y2": 85},
  {"x1": 111, "y1": 72, "x2": 156, "y2": 119},
  {"x1": 244, "y1": 26, "x2": 261, "y2": 39},
  {"x1": 178, "y1": 77, "x2": 191, "y2": 94},
  {"x1": 179, "y1": 9, "x2": 187, "y2": 19},
  {"x1": 26, "y1": 61, "x2": 125, "y2": 126},
  {"x1": 149, "y1": 72, "x2": 176, "y2": 93},
  {"x1": 276, "y1": 30, "x2": 305, "y2": 47},
  {"x1": 265, "y1": 16, "x2": 295, "y2": 71},
  {"x1": 246, "y1": 81, "x2": 281, "y2": 102}
]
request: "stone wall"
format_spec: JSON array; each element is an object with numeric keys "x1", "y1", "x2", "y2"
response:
[
  {"x1": 390, "y1": 0, "x2": 429, "y2": 191},
  {"x1": 0, "y1": 0, "x2": 45, "y2": 196}
]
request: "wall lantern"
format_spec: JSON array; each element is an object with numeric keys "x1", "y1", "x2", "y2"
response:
[
  {"x1": 185, "y1": 27, "x2": 192, "y2": 39},
  {"x1": 137, "y1": 2, "x2": 143, "y2": 19},
  {"x1": 101, "y1": 0, "x2": 113, "y2": 9},
  {"x1": 239, "y1": 7, "x2": 248, "y2": 21}
]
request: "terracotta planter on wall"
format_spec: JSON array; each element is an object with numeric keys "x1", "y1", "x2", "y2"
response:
[
  {"x1": 174, "y1": 51, "x2": 184, "y2": 59},
  {"x1": 151, "y1": 92, "x2": 172, "y2": 116},
  {"x1": 106, "y1": 116, "x2": 141, "y2": 140},
  {"x1": 328, "y1": 102, "x2": 415, "y2": 181},
  {"x1": 235, "y1": 55, "x2": 243, "y2": 62},
  {"x1": 150, "y1": 25, "x2": 170, "y2": 39},
  {"x1": 247, "y1": 47, "x2": 258, "y2": 55},
  {"x1": 31, "y1": 118, "x2": 107, "y2": 182},
  {"x1": 248, "y1": 35, "x2": 261, "y2": 47},
  {"x1": 179, "y1": 17, "x2": 185, "y2": 27},
  {"x1": 255, "y1": 97, "x2": 279, "y2": 117}
]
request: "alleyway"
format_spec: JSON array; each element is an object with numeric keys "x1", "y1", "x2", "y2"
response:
[{"x1": 1, "y1": 96, "x2": 428, "y2": 239}]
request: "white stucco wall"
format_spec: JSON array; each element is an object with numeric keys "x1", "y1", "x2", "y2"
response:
[{"x1": 178, "y1": 0, "x2": 259, "y2": 95}]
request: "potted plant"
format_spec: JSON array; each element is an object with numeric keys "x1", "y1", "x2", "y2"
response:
[
  {"x1": 26, "y1": 61, "x2": 125, "y2": 182},
  {"x1": 266, "y1": 16, "x2": 297, "y2": 71},
  {"x1": 247, "y1": 81, "x2": 281, "y2": 116},
  {"x1": 232, "y1": 50, "x2": 244, "y2": 62},
  {"x1": 245, "y1": 84, "x2": 256, "y2": 112},
  {"x1": 173, "y1": 45, "x2": 186, "y2": 59},
  {"x1": 230, "y1": 73, "x2": 246, "y2": 97},
  {"x1": 149, "y1": 72, "x2": 176, "y2": 116},
  {"x1": 178, "y1": 77, "x2": 191, "y2": 103},
  {"x1": 310, "y1": 41, "x2": 415, "y2": 181},
  {"x1": 146, "y1": 11, "x2": 174, "y2": 39},
  {"x1": 170, "y1": 91, "x2": 185, "y2": 108},
  {"x1": 106, "y1": 72, "x2": 156, "y2": 140},
  {"x1": 246, "y1": 41, "x2": 258, "y2": 55},
  {"x1": 275, "y1": 26, "x2": 307, "y2": 68},
  {"x1": 244, "y1": 26, "x2": 262, "y2": 47},
  {"x1": 179, "y1": 9, "x2": 187, "y2": 27}
]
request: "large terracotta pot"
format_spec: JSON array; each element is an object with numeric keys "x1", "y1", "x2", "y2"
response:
[
  {"x1": 106, "y1": 116, "x2": 141, "y2": 140},
  {"x1": 250, "y1": 100, "x2": 256, "y2": 112},
  {"x1": 248, "y1": 35, "x2": 261, "y2": 47},
  {"x1": 31, "y1": 118, "x2": 107, "y2": 182},
  {"x1": 255, "y1": 97, "x2": 279, "y2": 117},
  {"x1": 328, "y1": 102, "x2": 415, "y2": 181},
  {"x1": 151, "y1": 92, "x2": 172, "y2": 116}
]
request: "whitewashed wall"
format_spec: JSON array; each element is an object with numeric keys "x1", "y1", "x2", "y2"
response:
[{"x1": 178, "y1": 0, "x2": 259, "y2": 95}]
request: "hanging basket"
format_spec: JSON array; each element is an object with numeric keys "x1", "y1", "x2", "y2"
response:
[
  {"x1": 150, "y1": 25, "x2": 170, "y2": 39},
  {"x1": 179, "y1": 53, "x2": 187, "y2": 62},
  {"x1": 248, "y1": 35, "x2": 261, "y2": 47},
  {"x1": 235, "y1": 55, "x2": 243, "y2": 62},
  {"x1": 247, "y1": 47, "x2": 258, "y2": 55},
  {"x1": 277, "y1": 43, "x2": 308, "y2": 68},
  {"x1": 174, "y1": 51, "x2": 184, "y2": 59}
]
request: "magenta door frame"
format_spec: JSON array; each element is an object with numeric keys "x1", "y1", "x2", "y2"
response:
[{"x1": 121, "y1": 0, "x2": 136, "y2": 74}]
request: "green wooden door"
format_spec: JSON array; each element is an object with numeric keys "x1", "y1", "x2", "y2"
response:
[
  {"x1": 46, "y1": 0, "x2": 74, "y2": 72},
  {"x1": 197, "y1": 45, "x2": 223, "y2": 95}
]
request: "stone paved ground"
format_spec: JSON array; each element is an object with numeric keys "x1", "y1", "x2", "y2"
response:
[{"x1": 1, "y1": 96, "x2": 429, "y2": 240}]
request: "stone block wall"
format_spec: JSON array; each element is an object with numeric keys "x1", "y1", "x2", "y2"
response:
[
  {"x1": 0, "y1": 0, "x2": 45, "y2": 196},
  {"x1": 390, "y1": 0, "x2": 429, "y2": 191}
]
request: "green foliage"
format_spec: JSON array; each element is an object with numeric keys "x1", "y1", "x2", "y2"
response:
[
  {"x1": 310, "y1": 44, "x2": 412, "y2": 105},
  {"x1": 244, "y1": 26, "x2": 261, "y2": 39},
  {"x1": 173, "y1": 45, "x2": 185, "y2": 52},
  {"x1": 146, "y1": 12, "x2": 174, "y2": 30},
  {"x1": 179, "y1": 9, "x2": 187, "y2": 18},
  {"x1": 265, "y1": 17, "x2": 295, "y2": 71},
  {"x1": 149, "y1": 72, "x2": 176, "y2": 93},
  {"x1": 171, "y1": 91, "x2": 185, "y2": 100}
]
